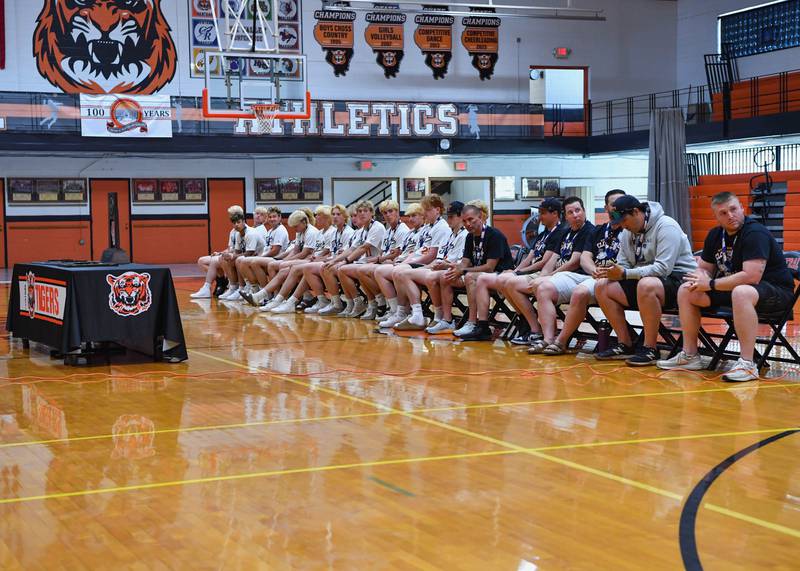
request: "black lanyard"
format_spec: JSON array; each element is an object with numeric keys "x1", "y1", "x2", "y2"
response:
[
  {"x1": 333, "y1": 227, "x2": 347, "y2": 252},
  {"x1": 472, "y1": 226, "x2": 486, "y2": 265},
  {"x1": 533, "y1": 226, "x2": 554, "y2": 259},
  {"x1": 558, "y1": 225, "x2": 582, "y2": 265},
  {"x1": 596, "y1": 224, "x2": 621, "y2": 265},
  {"x1": 403, "y1": 228, "x2": 420, "y2": 250},
  {"x1": 382, "y1": 224, "x2": 398, "y2": 253},
  {"x1": 633, "y1": 207, "x2": 651, "y2": 264},
  {"x1": 718, "y1": 230, "x2": 738, "y2": 275},
  {"x1": 440, "y1": 228, "x2": 462, "y2": 258}
]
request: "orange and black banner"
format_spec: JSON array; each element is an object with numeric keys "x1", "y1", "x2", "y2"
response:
[
  {"x1": 461, "y1": 15, "x2": 500, "y2": 81},
  {"x1": 414, "y1": 11, "x2": 454, "y2": 80},
  {"x1": 313, "y1": 7, "x2": 356, "y2": 77},
  {"x1": 365, "y1": 11, "x2": 406, "y2": 78}
]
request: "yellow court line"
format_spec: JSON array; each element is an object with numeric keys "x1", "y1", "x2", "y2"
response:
[
  {"x1": 188, "y1": 350, "x2": 800, "y2": 540},
  {"x1": 703, "y1": 503, "x2": 800, "y2": 539},
  {"x1": 0, "y1": 449, "x2": 517, "y2": 506}
]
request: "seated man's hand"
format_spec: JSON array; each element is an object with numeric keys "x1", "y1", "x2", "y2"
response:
[
  {"x1": 594, "y1": 264, "x2": 625, "y2": 280},
  {"x1": 444, "y1": 268, "x2": 461, "y2": 282},
  {"x1": 683, "y1": 271, "x2": 711, "y2": 292}
]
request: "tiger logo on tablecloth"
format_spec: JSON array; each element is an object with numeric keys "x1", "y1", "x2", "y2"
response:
[{"x1": 106, "y1": 271, "x2": 152, "y2": 316}]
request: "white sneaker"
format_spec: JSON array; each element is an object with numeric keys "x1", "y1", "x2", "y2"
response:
[
  {"x1": 657, "y1": 351, "x2": 705, "y2": 371},
  {"x1": 190, "y1": 285, "x2": 212, "y2": 299},
  {"x1": 426, "y1": 320, "x2": 455, "y2": 334},
  {"x1": 270, "y1": 299, "x2": 297, "y2": 314},
  {"x1": 304, "y1": 299, "x2": 329, "y2": 314},
  {"x1": 379, "y1": 312, "x2": 406, "y2": 328},
  {"x1": 360, "y1": 305, "x2": 378, "y2": 320},
  {"x1": 219, "y1": 288, "x2": 239, "y2": 300},
  {"x1": 453, "y1": 322, "x2": 478, "y2": 338},
  {"x1": 318, "y1": 302, "x2": 344, "y2": 316},
  {"x1": 393, "y1": 315, "x2": 427, "y2": 330},
  {"x1": 722, "y1": 358, "x2": 759, "y2": 382},
  {"x1": 259, "y1": 297, "x2": 283, "y2": 312},
  {"x1": 349, "y1": 298, "x2": 368, "y2": 318}
]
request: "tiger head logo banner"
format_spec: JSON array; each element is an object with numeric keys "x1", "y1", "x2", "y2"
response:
[
  {"x1": 33, "y1": 0, "x2": 177, "y2": 94},
  {"x1": 461, "y1": 14, "x2": 500, "y2": 81},
  {"x1": 365, "y1": 10, "x2": 405, "y2": 79},
  {"x1": 314, "y1": 3, "x2": 356, "y2": 77},
  {"x1": 414, "y1": 11, "x2": 453, "y2": 80}
]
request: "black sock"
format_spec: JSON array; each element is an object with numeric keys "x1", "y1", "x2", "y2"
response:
[{"x1": 478, "y1": 320, "x2": 490, "y2": 330}]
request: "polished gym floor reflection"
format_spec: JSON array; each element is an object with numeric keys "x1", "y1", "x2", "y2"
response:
[{"x1": 0, "y1": 278, "x2": 798, "y2": 570}]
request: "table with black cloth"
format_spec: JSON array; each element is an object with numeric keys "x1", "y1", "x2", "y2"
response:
[{"x1": 6, "y1": 262, "x2": 187, "y2": 363}]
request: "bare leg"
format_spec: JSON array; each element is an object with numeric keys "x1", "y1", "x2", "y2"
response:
[
  {"x1": 595, "y1": 279, "x2": 632, "y2": 346},
  {"x1": 501, "y1": 276, "x2": 541, "y2": 332},
  {"x1": 731, "y1": 285, "x2": 760, "y2": 361},
  {"x1": 555, "y1": 285, "x2": 591, "y2": 346},
  {"x1": 677, "y1": 283, "x2": 709, "y2": 354},
  {"x1": 534, "y1": 280, "x2": 560, "y2": 343},
  {"x1": 636, "y1": 277, "x2": 666, "y2": 348},
  {"x1": 338, "y1": 264, "x2": 362, "y2": 299}
]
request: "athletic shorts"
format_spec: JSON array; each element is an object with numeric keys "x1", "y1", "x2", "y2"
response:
[
  {"x1": 708, "y1": 281, "x2": 794, "y2": 317},
  {"x1": 618, "y1": 273, "x2": 685, "y2": 310},
  {"x1": 548, "y1": 272, "x2": 592, "y2": 304}
]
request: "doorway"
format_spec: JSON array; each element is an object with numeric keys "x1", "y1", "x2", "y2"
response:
[
  {"x1": 90, "y1": 179, "x2": 131, "y2": 260},
  {"x1": 331, "y1": 178, "x2": 399, "y2": 212},
  {"x1": 430, "y1": 178, "x2": 493, "y2": 224},
  {"x1": 529, "y1": 65, "x2": 589, "y2": 136}
]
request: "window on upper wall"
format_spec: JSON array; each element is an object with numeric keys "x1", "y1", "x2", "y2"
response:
[{"x1": 719, "y1": 0, "x2": 800, "y2": 59}]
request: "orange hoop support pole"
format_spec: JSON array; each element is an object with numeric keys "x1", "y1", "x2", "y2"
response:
[{"x1": 201, "y1": 89, "x2": 312, "y2": 120}]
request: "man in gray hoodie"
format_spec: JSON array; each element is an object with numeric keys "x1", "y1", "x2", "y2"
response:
[{"x1": 594, "y1": 196, "x2": 697, "y2": 366}]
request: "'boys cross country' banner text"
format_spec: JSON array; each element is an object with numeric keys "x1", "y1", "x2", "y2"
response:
[{"x1": 80, "y1": 95, "x2": 173, "y2": 138}]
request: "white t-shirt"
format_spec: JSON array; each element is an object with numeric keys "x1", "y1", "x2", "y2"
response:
[
  {"x1": 423, "y1": 218, "x2": 453, "y2": 248},
  {"x1": 227, "y1": 229, "x2": 239, "y2": 251},
  {"x1": 243, "y1": 225, "x2": 265, "y2": 254},
  {"x1": 381, "y1": 222, "x2": 410, "y2": 254},
  {"x1": 332, "y1": 225, "x2": 355, "y2": 254},
  {"x1": 436, "y1": 227, "x2": 468, "y2": 262},
  {"x1": 314, "y1": 225, "x2": 337, "y2": 254},
  {"x1": 295, "y1": 225, "x2": 321, "y2": 251},
  {"x1": 361, "y1": 220, "x2": 386, "y2": 258},
  {"x1": 264, "y1": 224, "x2": 290, "y2": 254}
]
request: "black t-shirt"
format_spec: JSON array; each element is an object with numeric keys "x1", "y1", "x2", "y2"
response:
[
  {"x1": 701, "y1": 217, "x2": 793, "y2": 290},
  {"x1": 590, "y1": 222, "x2": 623, "y2": 268},
  {"x1": 531, "y1": 223, "x2": 566, "y2": 263},
  {"x1": 462, "y1": 225, "x2": 515, "y2": 272},
  {"x1": 555, "y1": 221, "x2": 595, "y2": 272}
]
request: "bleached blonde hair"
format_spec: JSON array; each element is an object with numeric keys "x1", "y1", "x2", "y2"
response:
[
  {"x1": 288, "y1": 210, "x2": 309, "y2": 226},
  {"x1": 379, "y1": 199, "x2": 400, "y2": 213}
]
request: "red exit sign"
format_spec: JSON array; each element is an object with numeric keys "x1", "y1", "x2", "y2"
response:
[{"x1": 454, "y1": 161, "x2": 468, "y2": 171}]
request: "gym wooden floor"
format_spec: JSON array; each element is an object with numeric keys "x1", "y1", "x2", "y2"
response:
[{"x1": 1, "y1": 277, "x2": 799, "y2": 570}]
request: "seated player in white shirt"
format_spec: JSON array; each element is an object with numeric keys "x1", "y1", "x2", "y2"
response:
[
  {"x1": 371, "y1": 203, "x2": 426, "y2": 321},
  {"x1": 338, "y1": 199, "x2": 409, "y2": 319},
  {"x1": 191, "y1": 204, "x2": 246, "y2": 299},
  {"x1": 378, "y1": 194, "x2": 451, "y2": 328},
  {"x1": 242, "y1": 209, "x2": 320, "y2": 309},
  {"x1": 233, "y1": 206, "x2": 269, "y2": 297},
  {"x1": 303, "y1": 204, "x2": 355, "y2": 314},
  {"x1": 265, "y1": 205, "x2": 337, "y2": 314},
  {"x1": 317, "y1": 200, "x2": 383, "y2": 316},
  {"x1": 240, "y1": 206, "x2": 290, "y2": 297},
  {"x1": 219, "y1": 209, "x2": 266, "y2": 300},
  {"x1": 393, "y1": 201, "x2": 467, "y2": 330}
]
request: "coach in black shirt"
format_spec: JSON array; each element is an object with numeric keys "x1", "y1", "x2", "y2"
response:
[
  {"x1": 447, "y1": 204, "x2": 514, "y2": 340},
  {"x1": 657, "y1": 191, "x2": 794, "y2": 381}
]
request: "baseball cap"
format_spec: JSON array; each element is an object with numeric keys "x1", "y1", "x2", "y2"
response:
[
  {"x1": 609, "y1": 195, "x2": 644, "y2": 223},
  {"x1": 447, "y1": 201, "x2": 465, "y2": 216},
  {"x1": 538, "y1": 197, "x2": 562, "y2": 213}
]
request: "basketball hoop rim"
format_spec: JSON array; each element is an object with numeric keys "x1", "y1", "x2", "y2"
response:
[{"x1": 201, "y1": 89, "x2": 312, "y2": 120}]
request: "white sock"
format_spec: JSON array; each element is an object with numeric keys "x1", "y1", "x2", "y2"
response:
[
  {"x1": 433, "y1": 306, "x2": 443, "y2": 321},
  {"x1": 273, "y1": 294, "x2": 284, "y2": 304},
  {"x1": 199, "y1": 282, "x2": 211, "y2": 291},
  {"x1": 367, "y1": 299, "x2": 376, "y2": 308},
  {"x1": 230, "y1": 284, "x2": 239, "y2": 291},
  {"x1": 388, "y1": 298, "x2": 398, "y2": 313},
  {"x1": 397, "y1": 305, "x2": 410, "y2": 316},
  {"x1": 376, "y1": 294, "x2": 386, "y2": 306},
  {"x1": 286, "y1": 296, "x2": 297, "y2": 305},
  {"x1": 317, "y1": 295, "x2": 327, "y2": 303},
  {"x1": 331, "y1": 294, "x2": 341, "y2": 304},
  {"x1": 411, "y1": 304, "x2": 423, "y2": 319}
]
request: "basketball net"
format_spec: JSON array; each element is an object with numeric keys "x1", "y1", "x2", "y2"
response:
[{"x1": 252, "y1": 103, "x2": 281, "y2": 133}]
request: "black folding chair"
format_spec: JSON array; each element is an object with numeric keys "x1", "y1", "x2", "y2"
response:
[{"x1": 697, "y1": 251, "x2": 800, "y2": 370}]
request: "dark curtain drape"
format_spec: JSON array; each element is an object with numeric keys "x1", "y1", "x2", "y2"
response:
[{"x1": 648, "y1": 108, "x2": 692, "y2": 234}]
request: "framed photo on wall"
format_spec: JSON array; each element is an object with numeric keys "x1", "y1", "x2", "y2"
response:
[
  {"x1": 301, "y1": 179, "x2": 323, "y2": 202},
  {"x1": 403, "y1": 178, "x2": 426, "y2": 202},
  {"x1": 542, "y1": 178, "x2": 561, "y2": 196},
  {"x1": 279, "y1": 177, "x2": 301, "y2": 201},
  {"x1": 494, "y1": 176, "x2": 516, "y2": 201},
  {"x1": 133, "y1": 179, "x2": 158, "y2": 202},
  {"x1": 181, "y1": 179, "x2": 206, "y2": 202},
  {"x1": 256, "y1": 179, "x2": 278, "y2": 202},
  {"x1": 256, "y1": 178, "x2": 324, "y2": 203},
  {"x1": 159, "y1": 179, "x2": 180, "y2": 201}
]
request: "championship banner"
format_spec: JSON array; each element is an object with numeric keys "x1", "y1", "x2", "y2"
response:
[
  {"x1": 414, "y1": 10, "x2": 453, "y2": 80},
  {"x1": 461, "y1": 14, "x2": 500, "y2": 81},
  {"x1": 80, "y1": 94, "x2": 173, "y2": 138},
  {"x1": 365, "y1": 9, "x2": 406, "y2": 78},
  {"x1": 314, "y1": 4, "x2": 356, "y2": 76}
]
